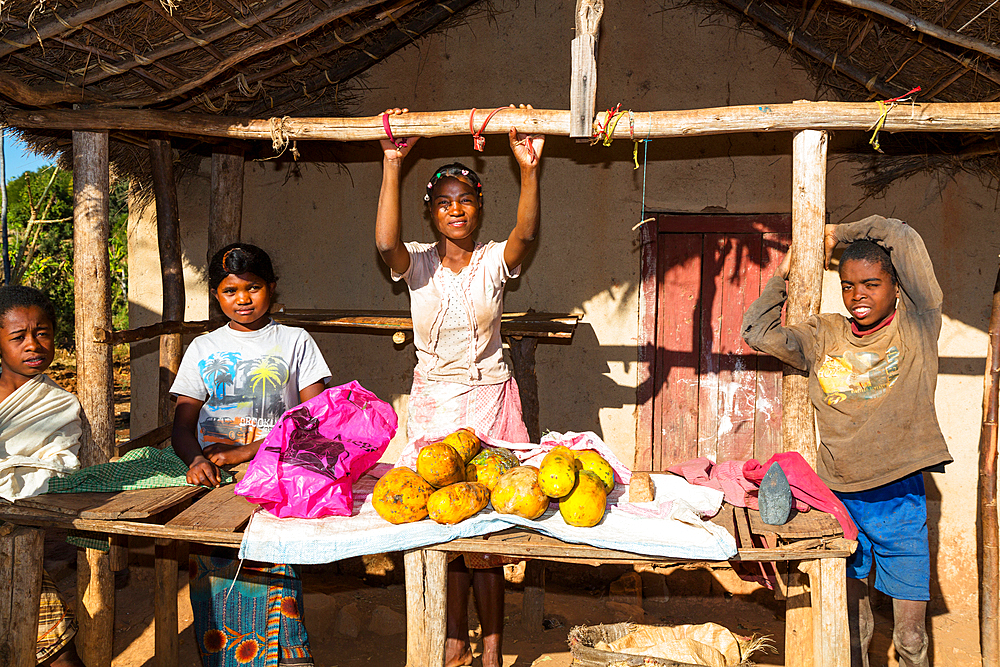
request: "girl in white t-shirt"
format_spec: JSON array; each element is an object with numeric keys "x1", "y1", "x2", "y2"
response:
[
  {"x1": 170, "y1": 243, "x2": 330, "y2": 667},
  {"x1": 375, "y1": 107, "x2": 544, "y2": 667}
]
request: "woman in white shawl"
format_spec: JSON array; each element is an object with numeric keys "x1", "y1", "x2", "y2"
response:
[{"x1": 0, "y1": 286, "x2": 83, "y2": 666}]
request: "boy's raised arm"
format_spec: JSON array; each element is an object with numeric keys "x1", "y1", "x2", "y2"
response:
[
  {"x1": 831, "y1": 215, "x2": 943, "y2": 314},
  {"x1": 741, "y1": 258, "x2": 813, "y2": 371}
]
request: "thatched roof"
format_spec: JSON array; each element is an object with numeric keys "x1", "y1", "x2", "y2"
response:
[{"x1": 2, "y1": 0, "x2": 1000, "y2": 191}]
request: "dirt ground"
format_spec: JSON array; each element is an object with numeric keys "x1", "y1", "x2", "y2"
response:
[{"x1": 38, "y1": 354, "x2": 982, "y2": 667}]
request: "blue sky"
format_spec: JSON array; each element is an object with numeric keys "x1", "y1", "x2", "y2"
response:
[{"x1": 2, "y1": 132, "x2": 54, "y2": 180}]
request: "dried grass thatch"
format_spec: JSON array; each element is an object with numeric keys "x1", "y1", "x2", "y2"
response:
[{"x1": 0, "y1": 0, "x2": 489, "y2": 184}]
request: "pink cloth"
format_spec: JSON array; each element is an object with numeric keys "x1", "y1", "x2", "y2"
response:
[
  {"x1": 743, "y1": 452, "x2": 858, "y2": 540},
  {"x1": 668, "y1": 457, "x2": 808, "y2": 512}
]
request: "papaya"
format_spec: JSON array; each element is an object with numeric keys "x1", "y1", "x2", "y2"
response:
[
  {"x1": 538, "y1": 445, "x2": 577, "y2": 498},
  {"x1": 466, "y1": 446, "x2": 519, "y2": 492},
  {"x1": 371, "y1": 467, "x2": 435, "y2": 524},
  {"x1": 416, "y1": 443, "x2": 466, "y2": 488},
  {"x1": 574, "y1": 450, "x2": 615, "y2": 494},
  {"x1": 559, "y1": 470, "x2": 608, "y2": 527},
  {"x1": 426, "y1": 482, "x2": 490, "y2": 524},
  {"x1": 439, "y1": 427, "x2": 481, "y2": 463},
  {"x1": 491, "y1": 466, "x2": 550, "y2": 520}
]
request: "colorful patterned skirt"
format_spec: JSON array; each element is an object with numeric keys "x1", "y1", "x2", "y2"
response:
[
  {"x1": 190, "y1": 549, "x2": 312, "y2": 667},
  {"x1": 37, "y1": 570, "x2": 77, "y2": 663}
]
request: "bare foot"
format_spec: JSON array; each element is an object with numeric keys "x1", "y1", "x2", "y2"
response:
[{"x1": 444, "y1": 639, "x2": 473, "y2": 667}]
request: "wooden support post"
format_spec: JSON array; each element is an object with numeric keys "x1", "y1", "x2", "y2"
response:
[
  {"x1": 803, "y1": 558, "x2": 849, "y2": 667},
  {"x1": 154, "y1": 539, "x2": 179, "y2": 667},
  {"x1": 0, "y1": 526, "x2": 44, "y2": 667},
  {"x1": 569, "y1": 0, "x2": 604, "y2": 138},
  {"x1": 208, "y1": 147, "x2": 244, "y2": 320},
  {"x1": 522, "y1": 560, "x2": 545, "y2": 630},
  {"x1": 784, "y1": 568, "x2": 813, "y2": 667},
  {"x1": 73, "y1": 130, "x2": 115, "y2": 467},
  {"x1": 506, "y1": 336, "x2": 540, "y2": 442},
  {"x1": 978, "y1": 262, "x2": 1000, "y2": 667},
  {"x1": 148, "y1": 137, "x2": 185, "y2": 427},
  {"x1": 108, "y1": 534, "x2": 128, "y2": 571},
  {"x1": 783, "y1": 125, "x2": 828, "y2": 467},
  {"x1": 404, "y1": 549, "x2": 447, "y2": 667},
  {"x1": 77, "y1": 546, "x2": 114, "y2": 667}
]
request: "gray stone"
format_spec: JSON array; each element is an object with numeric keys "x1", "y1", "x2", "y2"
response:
[
  {"x1": 759, "y1": 462, "x2": 793, "y2": 526},
  {"x1": 336, "y1": 602, "x2": 363, "y2": 638},
  {"x1": 369, "y1": 604, "x2": 406, "y2": 636}
]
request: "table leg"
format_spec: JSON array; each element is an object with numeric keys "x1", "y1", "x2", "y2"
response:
[
  {"x1": 784, "y1": 566, "x2": 813, "y2": 667},
  {"x1": 78, "y1": 546, "x2": 115, "y2": 667},
  {"x1": 805, "y1": 558, "x2": 849, "y2": 667},
  {"x1": 154, "y1": 538, "x2": 179, "y2": 667},
  {"x1": 522, "y1": 560, "x2": 545, "y2": 630},
  {"x1": 0, "y1": 526, "x2": 44, "y2": 667},
  {"x1": 404, "y1": 549, "x2": 447, "y2": 667}
]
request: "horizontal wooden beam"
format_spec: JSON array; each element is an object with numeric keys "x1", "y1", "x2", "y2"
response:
[
  {"x1": 94, "y1": 311, "x2": 581, "y2": 345},
  {"x1": 9, "y1": 102, "x2": 1000, "y2": 142}
]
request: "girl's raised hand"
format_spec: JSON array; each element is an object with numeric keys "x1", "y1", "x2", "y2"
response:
[
  {"x1": 380, "y1": 108, "x2": 419, "y2": 162},
  {"x1": 508, "y1": 104, "x2": 544, "y2": 167}
]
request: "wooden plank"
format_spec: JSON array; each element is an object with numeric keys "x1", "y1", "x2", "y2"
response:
[
  {"x1": 785, "y1": 568, "x2": 814, "y2": 667},
  {"x1": 0, "y1": 513, "x2": 245, "y2": 546},
  {"x1": 716, "y1": 233, "x2": 761, "y2": 462},
  {"x1": 655, "y1": 233, "x2": 703, "y2": 469},
  {"x1": 166, "y1": 484, "x2": 256, "y2": 532},
  {"x1": 697, "y1": 233, "x2": 723, "y2": 462},
  {"x1": 0, "y1": 527, "x2": 43, "y2": 667},
  {"x1": 569, "y1": 0, "x2": 603, "y2": 138},
  {"x1": 783, "y1": 128, "x2": 828, "y2": 467},
  {"x1": 154, "y1": 539, "x2": 179, "y2": 667},
  {"x1": 79, "y1": 485, "x2": 206, "y2": 520},
  {"x1": 522, "y1": 560, "x2": 545, "y2": 630},
  {"x1": 734, "y1": 506, "x2": 756, "y2": 550},
  {"x1": 748, "y1": 506, "x2": 842, "y2": 539},
  {"x1": 73, "y1": 130, "x2": 115, "y2": 467},
  {"x1": 12, "y1": 491, "x2": 119, "y2": 516},
  {"x1": 808, "y1": 557, "x2": 849, "y2": 667},
  {"x1": 710, "y1": 504, "x2": 737, "y2": 539},
  {"x1": 149, "y1": 136, "x2": 185, "y2": 427},
  {"x1": 635, "y1": 221, "x2": 658, "y2": 471},
  {"x1": 78, "y1": 546, "x2": 114, "y2": 667},
  {"x1": 208, "y1": 147, "x2": 244, "y2": 320}
]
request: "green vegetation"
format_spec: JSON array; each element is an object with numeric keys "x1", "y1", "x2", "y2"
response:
[{"x1": 4, "y1": 166, "x2": 128, "y2": 348}]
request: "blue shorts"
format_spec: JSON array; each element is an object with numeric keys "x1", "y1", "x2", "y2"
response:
[{"x1": 834, "y1": 472, "x2": 930, "y2": 601}]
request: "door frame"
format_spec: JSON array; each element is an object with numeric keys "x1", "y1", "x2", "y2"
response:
[{"x1": 635, "y1": 212, "x2": 792, "y2": 471}]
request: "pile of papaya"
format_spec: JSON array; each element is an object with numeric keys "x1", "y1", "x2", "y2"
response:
[{"x1": 372, "y1": 428, "x2": 616, "y2": 528}]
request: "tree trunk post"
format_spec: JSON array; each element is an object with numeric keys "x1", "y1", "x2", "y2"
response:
[
  {"x1": 978, "y1": 263, "x2": 1000, "y2": 667},
  {"x1": 148, "y1": 137, "x2": 185, "y2": 426},
  {"x1": 208, "y1": 147, "x2": 244, "y2": 320},
  {"x1": 783, "y1": 124, "x2": 828, "y2": 467},
  {"x1": 73, "y1": 130, "x2": 114, "y2": 467},
  {"x1": 782, "y1": 123, "x2": 827, "y2": 667}
]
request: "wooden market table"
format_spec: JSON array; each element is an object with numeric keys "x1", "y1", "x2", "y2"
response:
[{"x1": 0, "y1": 484, "x2": 854, "y2": 667}]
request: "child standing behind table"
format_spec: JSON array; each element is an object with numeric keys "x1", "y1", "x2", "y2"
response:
[
  {"x1": 0, "y1": 286, "x2": 83, "y2": 666},
  {"x1": 741, "y1": 216, "x2": 952, "y2": 667},
  {"x1": 375, "y1": 106, "x2": 543, "y2": 667},
  {"x1": 171, "y1": 243, "x2": 331, "y2": 667}
]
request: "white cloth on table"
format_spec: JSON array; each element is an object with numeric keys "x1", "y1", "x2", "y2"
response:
[
  {"x1": 0, "y1": 374, "x2": 81, "y2": 501},
  {"x1": 239, "y1": 467, "x2": 736, "y2": 564}
]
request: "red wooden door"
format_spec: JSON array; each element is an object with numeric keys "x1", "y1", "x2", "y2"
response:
[{"x1": 651, "y1": 214, "x2": 790, "y2": 470}]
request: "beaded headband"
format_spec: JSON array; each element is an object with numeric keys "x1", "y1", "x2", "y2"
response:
[{"x1": 424, "y1": 167, "x2": 483, "y2": 203}]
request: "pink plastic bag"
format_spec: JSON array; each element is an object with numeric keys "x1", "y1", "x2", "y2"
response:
[{"x1": 234, "y1": 381, "x2": 397, "y2": 518}]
